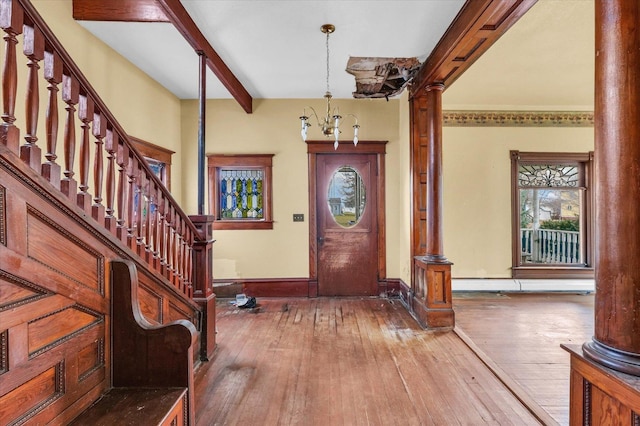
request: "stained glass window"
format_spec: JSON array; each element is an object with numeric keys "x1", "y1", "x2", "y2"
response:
[
  {"x1": 518, "y1": 164, "x2": 580, "y2": 188},
  {"x1": 207, "y1": 154, "x2": 274, "y2": 230},
  {"x1": 219, "y1": 169, "x2": 264, "y2": 219}
]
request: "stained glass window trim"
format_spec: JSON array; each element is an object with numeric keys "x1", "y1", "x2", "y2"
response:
[
  {"x1": 207, "y1": 154, "x2": 274, "y2": 230},
  {"x1": 509, "y1": 150, "x2": 594, "y2": 279},
  {"x1": 518, "y1": 163, "x2": 584, "y2": 189}
]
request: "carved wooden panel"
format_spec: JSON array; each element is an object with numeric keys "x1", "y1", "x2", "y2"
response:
[
  {"x1": 77, "y1": 339, "x2": 105, "y2": 381},
  {"x1": 28, "y1": 305, "x2": 103, "y2": 357},
  {"x1": 0, "y1": 269, "x2": 50, "y2": 310},
  {"x1": 168, "y1": 301, "x2": 193, "y2": 323},
  {"x1": 411, "y1": 95, "x2": 429, "y2": 257},
  {"x1": 26, "y1": 206, "x2": 104, "y2": 294},
  {"x1": 0, "y1": 363, "x2": 64, "y2": 424},
  {"x1": 565, "y1": 345, "x2": 640, "y2": 425}
]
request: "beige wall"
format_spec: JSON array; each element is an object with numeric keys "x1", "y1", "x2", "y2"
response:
[
  {"x1": 30, "y1": 1, "x2": 184, "y2": 203},
  {"x1": 180, "y1": 98, "x2": 405, "y2": 280},
  {"x1": 438, "y1": 0, "x2": 594, "y2": 279},
  {"x1": 441, "y1": 127, "x2": 593, "y2": 278}
]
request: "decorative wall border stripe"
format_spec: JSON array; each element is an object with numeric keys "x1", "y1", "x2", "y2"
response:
[{"x1": 443, "y1": 110, "x2": 594, "y2": 127}]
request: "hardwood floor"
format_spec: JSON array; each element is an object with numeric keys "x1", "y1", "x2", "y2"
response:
[
  {"x1": 195, "y1": 298, "x2": 541, "y2": 425},
  {"x1": 453, "y1": 292, "x2": 595, "y2": 426}
]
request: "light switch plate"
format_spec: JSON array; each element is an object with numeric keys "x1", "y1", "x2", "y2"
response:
[{"x1": 293, "y1": 214, "x2": 304, "y2": 222}]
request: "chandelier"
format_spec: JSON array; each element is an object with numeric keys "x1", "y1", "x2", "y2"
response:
[{"x1": 299, "y1": 24, "x2": 360, "y2": 150}]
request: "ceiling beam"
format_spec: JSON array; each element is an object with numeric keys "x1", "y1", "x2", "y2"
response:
[
  {"x1": 72, "y1": 0, "x2": 170, "y2": 22},
  {"x1": 411, "y1": 0, "x2": 538, "y2": 96},
  {"x1": 72, "y1": 0, "x2": 253, "y2": 113},
  {"x1": 156, "y1": 0, "x2": 253, "y2": 113}
]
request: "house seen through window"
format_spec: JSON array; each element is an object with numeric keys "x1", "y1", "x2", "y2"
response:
[{"x1": 510, "y1": 151, "x2": 594, "y2": 278}]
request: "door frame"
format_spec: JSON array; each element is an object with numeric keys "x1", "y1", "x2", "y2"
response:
[{"x1": 306, "y1": 140, "x2": 387, "y2": 297}]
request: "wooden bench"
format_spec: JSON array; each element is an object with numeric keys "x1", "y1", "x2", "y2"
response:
[
  {"x1": 70, "y1": 260, "x2": 197, "y2": 425},
  {"x1": 69, "y1": 388, "x2": 188, "y2": 426}
]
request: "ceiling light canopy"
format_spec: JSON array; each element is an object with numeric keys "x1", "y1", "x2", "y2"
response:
[{"x1": 300, "y1": 24, "x2": 360, "y2": 150}]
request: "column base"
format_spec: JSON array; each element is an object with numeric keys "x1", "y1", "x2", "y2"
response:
[
  {"x1": 583, "y1": 339, "x2": 640, "y2": 376},
  {"x1": 194, "y1": 293, "x2": 216, "y2": 361},
  {"x1": 412, "y1": 257, "x2": 454, "y2": 330}
]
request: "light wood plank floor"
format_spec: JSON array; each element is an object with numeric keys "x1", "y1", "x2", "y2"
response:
[
  {"x1": 195, "y1": 298, "x2": 541, "y2": 425},
  {"x1": 453, "y1": 292, "x2": 595, "y2": 426}
]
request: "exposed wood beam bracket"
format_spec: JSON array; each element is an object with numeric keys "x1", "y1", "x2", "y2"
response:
[
  {"x1": 72, "y1": 0, "x2": 254, "y2": 113},
  {"x1": 411, "y1": 0, "x2": 537, "y2": 97},
  {"x1": 156, "y1": 0, "x2": 253, "y2": 113}
]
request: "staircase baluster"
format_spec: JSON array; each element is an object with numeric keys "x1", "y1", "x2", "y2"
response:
[
  {"x1": 135, "y1": 162, "x2": 145, "y2": 256},
  {"x1": 0, "y1": 1, "x2": 22, "y2": 152},
  {"x1": 91, "y1": 111, "x2": 106, "y2": 222},
  {"x1": 21, "y1": 23, "x2": 43, "y2": 170},
  {"x1": 77, "y1": 94, "x2": 93, "y2": 213},
  {"x1": 126, "y1": 150, "x2": 137, "y2": 250},
  {"x1": 42, "y1": 50, "x2": 62, "y2": 187},
  {"x1": 116, "y1": 140, "x2": 129, "y2": 243},
  {"x1": 104, "y1": 128, "x2": 116, "y2": 233},
  {"x1": 61, "y1": 74, "x2": 79, "y2": 199}
]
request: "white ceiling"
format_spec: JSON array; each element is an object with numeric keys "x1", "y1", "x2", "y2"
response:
[{"x1": 78, "y1": 1, "x2": 466, "y2": 100}]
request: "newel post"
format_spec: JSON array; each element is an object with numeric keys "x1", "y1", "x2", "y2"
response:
[{"x1": 189, "y1": 214, "x2": 216, "y2": 361}]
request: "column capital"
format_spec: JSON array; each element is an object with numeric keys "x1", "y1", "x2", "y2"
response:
[{"x1": 425, "y1": 82, "x2": 445, "y2": 92}]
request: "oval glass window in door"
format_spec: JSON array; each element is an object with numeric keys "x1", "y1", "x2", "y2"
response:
[{"x1": 327, "y1": 166, "x2": 366, "y2": 228}]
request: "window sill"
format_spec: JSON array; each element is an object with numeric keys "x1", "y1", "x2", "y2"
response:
[
  {"x1": 512, "y1": 266, "x2": 594, "y2": 279},
  {"x1": 213, "y1": 220, "x2": 273, "y2": 230}
]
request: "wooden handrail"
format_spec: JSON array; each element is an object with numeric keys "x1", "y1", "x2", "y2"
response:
[{"x1": 0, "y1": 0, "x2": 204, "y2": 299}]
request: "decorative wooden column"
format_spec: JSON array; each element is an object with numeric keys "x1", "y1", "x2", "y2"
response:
[
  {"x1": 564, "y1": 1, "x2": 640, "y2": 423},
  {"x1": 189, "y1": 214, "x2": 216, "y2": 361},
  {"x1": 583, "y1": 0, "x2": 640, "y2": 377},
  {"x1": 411, "y1": 83, "x2": 454, "y2": 329}
]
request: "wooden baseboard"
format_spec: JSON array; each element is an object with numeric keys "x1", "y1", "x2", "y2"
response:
[
  {"x1": 213, "y1": 278, "x2": 310, "y2": 297},
  {"x1": 212, "y1": 278, "x2": 406, "y2": 298}
]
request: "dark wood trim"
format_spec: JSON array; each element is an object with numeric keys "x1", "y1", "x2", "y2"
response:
[
  {"x1": 213, "y1": 277, "x2": 408, "y2": 299},
  {"x1": 410, "y1": 96, "x2": 427, "y2": 260},
  {"x1": 512, "y1": 267, "x2": 595, "y2": 279},
  {"x1": 156, "y1": 0, "x2": 253, "y2": 114},
  {"x1": 72, "y1": 0, "x2": 169, "y2": 22},
  {"x1": 306, "y1": 140, "x2": 387, "y2": 293},
  {"x1": 305, "y1": 140, "x2": 387, "y2": 154},
  {"x1": 129, "y1": 136, "x2": 174, "y2": 190},
  {"x1": 510, "y1": 151, "x2": 594, "y2": 279},
  {"x1": 213, "y1": 278, "x2": 310, "y2": 298},
  {"x1": 411, "y1": 0, "x2": 538, "y2": 96}
]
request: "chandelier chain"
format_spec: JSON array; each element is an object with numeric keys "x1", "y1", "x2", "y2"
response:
[{"x1": 326, "y1": 30, "x2": 330, "y2": 94}]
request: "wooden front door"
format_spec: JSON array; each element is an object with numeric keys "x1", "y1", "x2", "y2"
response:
[{"x1": 316, "y1": 153, "x2": 379, "y2": 296}]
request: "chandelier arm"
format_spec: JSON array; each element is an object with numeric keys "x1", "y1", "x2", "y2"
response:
[{"x1": 304, "y1": 106, "x2": 321, "y2": 126}]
